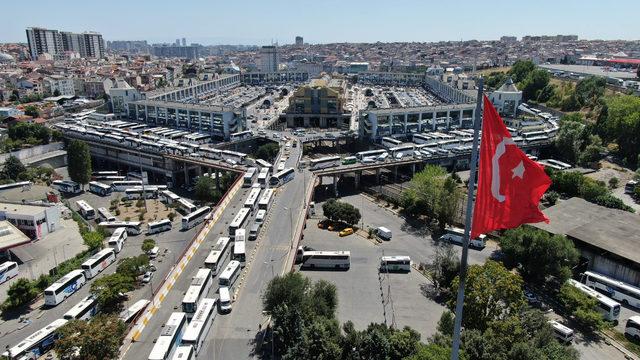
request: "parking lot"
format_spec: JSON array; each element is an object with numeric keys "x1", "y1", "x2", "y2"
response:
[{"x1": 296, "y1": 194, "x2": 496, "y2": 337}]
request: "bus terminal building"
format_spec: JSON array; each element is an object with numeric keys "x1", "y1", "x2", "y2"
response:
[{"x1": 532, "y1": 197, "x2": 640, "y2": 287}]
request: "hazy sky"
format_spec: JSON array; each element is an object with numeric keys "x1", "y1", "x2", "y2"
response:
[{"x1": 3, "y1": 0, "x2": 639, "y2": 45}]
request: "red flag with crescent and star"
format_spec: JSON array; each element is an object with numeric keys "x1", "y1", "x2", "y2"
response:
[{"x1": 471, "y1": 96, "x2": 552, "y2": 239}]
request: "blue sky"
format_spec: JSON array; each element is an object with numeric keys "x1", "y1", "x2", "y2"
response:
[{"x1": 3, "y1": 0, "x2": 639, "y2": 45}]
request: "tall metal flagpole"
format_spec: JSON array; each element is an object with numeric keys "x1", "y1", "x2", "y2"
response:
[{"x1": 450, "y1": 77, "x2": 484, "y2": 360}]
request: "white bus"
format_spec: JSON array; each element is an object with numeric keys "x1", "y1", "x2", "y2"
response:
[
  {"x1": 309, "y1": 156, "x2": 341, "y2": 170},
  {"x1": 101, "y1": 221, "x2": 142, "y2": 235},
  {"x1": 148, "y1": 312, "x2": 188, "y2": 360},
  {"x1": 204, "y1": 237, "x2": 231, "y2": 276},
  {"x1": 625, "y1": 316, "x2": 640, "y2": 341},
  {"x1": 88, "y1": 181, "x2": 112, "y2": 196},
  {"x1": 111, "y1": 180, "x2": 143, "y2": 192},
  {"x1": 218, "y1": 260, "x2": 242, "y2": 289},
  {"x1": 258, "y1": 188, "x2": 275, "y2": 210},
  {"x1": 125, "y1": 187, "x2": 158, "y2": 200},
  {"x1": 0, "y1": 261, "x2": 19, "y2": 284},
  {"x1": 63, "y1": 295, "x2": 98, "y2": 320},
  {"x1": 52, "y1": 180, "x2": 82, "y2": 194},
  {"x1": 2, "y1": 319, "x2": 68, "y2": 360},
  {"x1": 255, "y1": 159, "x2": 273, "y2": 170},
  {"x1": 583, "y1": 271, "x2": 640, "y2": 308},
  {"x1": 380, "y1": 256, "x2": 411, "y2": 272},
  {"x1": 148, "y1": 219, "x2": 172, "y2": 235},
  {"x1": 92, "y1": 171, "x2": 119, "y2": 178},
  {"x1": 160, "y1": 190, "x2": 181, "y2": 204},
  {"x1": 297, "y1": 247, "x2": 351, "y2": 270},
  {"x1": 257, "y1": 167, "x2": 270, "y2": 188},
  {"x1": 108, "y1": 227, "x2": 127, "y2": 253},
  {"x1": 243, "y1": 187, "x2": 261, "y2": 211},
  {"x1": 177, "y1": 198, "x2": 197, "y2": 214},
  {"x1": 76, "y1": 200, "x2": 95, "y2": 220},
  {"x1": 181, "y1": 207, "x2": 211, "y2": 230},
  {"x1": 243, "y1": 167, "x2": 258, "y2": 187},
  {"x1": 119, "y1": 299, "x2": 151, "y2": 324},
  {"x1": 567, "y1": 279, "x2": 621, "y2": 322},
  {"x1": 97, "y1": 207, "x2": 116, "y2": 223},
  {"x1": 389, "y1": 144, "x2": 416, "y2": 157},
  {"x1": 170, "y1": 346, "x2": 194, "y2": 360},
  {"x1": 228, "y1": 207, "x2": 251, "y2": 238},
  {"x1": 269, "y1": 168, "x2": 295, "y2": 187},
  {"x1": 381, "y1": 137, "x2": 402, "y2": 148},
  {"x1": 221, "y1": 149, "x2": 247, "y2": 164},
  {"x1": 233, "y1": 229, "x2": 246, "y2": 263},
  {"x1": 182, "y1": 268, "x2": 213, "y2": 316},
  {"x1": 181, "y1": 298, "x2": 217, "y2": 355},
  {"x1": 44, "y1": 269, "x2": 86, "y2": 306},
  {"x1": 355, "y1": 149, "x2": 387, "y2": 160},
  {"x1": 81, "y1": 248, "x2": 116, "y2": 279}
]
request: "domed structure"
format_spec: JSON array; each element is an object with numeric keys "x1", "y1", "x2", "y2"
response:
[{"x1": 0, "y1": 53, "x2": 14, "y2": 62}]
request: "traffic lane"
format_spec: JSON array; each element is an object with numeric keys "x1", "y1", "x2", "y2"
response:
[
  {"x1": 573, "y1": 332, "x2": 630, "y2": 360},
  {"x1": 123, "y1": 188, "x2": 249, "y2": 360}
]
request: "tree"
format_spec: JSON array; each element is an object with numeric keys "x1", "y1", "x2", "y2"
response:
[
  {"x1": 407, "y1": 343, "x2": 457, "y2": 360},
  {"x1": 67, "y1": 140, "x2": 92, "y2": 186},
  {"x1": 508, "y1": 60, "x2": 535, "y2": 84},
  {"x1": 91, "y1": 273, "x2": 135, "y2": 313},
  {"x1": 53, "y1": 89, "x2": 61, "y2": 97},
  {"x1": 322, "y1": 198, "x2": 361, "y2": 226},
  {"x1": 448, "y1": 260, "x2": 525, "y2": 332},
  {"x1": 255, "y1": 142, "x2": 280, "y2": 162},
  {"x1": 429, "y1": 244, "x2": 460, "y2": 292},
  {"x1": 82, "y1": 231, "x2": 103, "y2": 251},
  {"x1": 8, "y1": 122, "x2": 51, "y2": 144},
  {"x1": 141, "y1": 239, "x2": 156, "y2": 253},
  {"x1": 23, "y1": 105, "x2": 39, "y2": 118},
  {"x1": 5, "y1": 278, "x2": 37, "y2": 308},
  {"x1": 194, "y1": 176, "x2": 221, "y2": 202},
  {"x1": 2, "y1": 156, "x2": 26, "y2": 180},
  {"x1": 340, "y1": 322, "x2": 422, "y2": 360},
  {"x1": 595, "y1": 95, "x2": 640, "y2": 168},
  {"x1": 608, "y1": 177, "x2": 619, "y2": 189},
  {"x1": 559, "y1": 283, "x2": 605, "y2": 332},
  {"x1": 521, "y1": 69, "x2": 550, "y2": 101},
  {"x1": 401, "y1": 166, "x2": 461, "y2": 227},
  {"x1": 116, "y1": 255, "x2": 149, "y2": 279},
  {"x1": 574, "y1": 76, "x2": 606, "y2": 109},
  {"x1": 54, "y1": 315, "x2": 126, "y2": 360}
]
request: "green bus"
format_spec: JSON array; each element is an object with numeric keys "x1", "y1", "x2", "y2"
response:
[{"x1": 342, "y1": 156, "x2": 357, "y2": 165}]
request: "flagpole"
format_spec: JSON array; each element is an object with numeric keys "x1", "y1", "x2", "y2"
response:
[{"x1": 450, "y1": 77, "x2": 484, "y2": 360}]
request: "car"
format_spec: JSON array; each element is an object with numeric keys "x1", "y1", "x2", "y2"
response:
[
  {"x1": 524, "y1": 290, "x2": 539, "y2": 305},
  {"x1": 147, "y1": 264, "x2": 157, "y2": 272},
  {"x1": 318, "y1": 219, "x2": 330, "y2": 229},
  {"x1": 339, "y1": 228, "x2": 354, "y2": 237},
  {"x1": 141, "y1": 271, "x2": 153, "y2": 283},
  {"x1": 272, "y1": 133, "x2": 279, "y2": 138}
]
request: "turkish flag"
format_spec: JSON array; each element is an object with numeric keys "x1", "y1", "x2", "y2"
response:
[{"x1": 471, "y1": 96, "x2": 551, "y2": 238}]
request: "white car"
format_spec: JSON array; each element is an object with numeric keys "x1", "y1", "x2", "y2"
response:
[{"x1": 141, "y1": 271, "x2": 153, "y2": 283}]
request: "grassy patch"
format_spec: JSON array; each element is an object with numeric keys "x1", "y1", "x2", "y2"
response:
[{"x1": 606, "y1": 329, "x2": 640, "y2": 357}]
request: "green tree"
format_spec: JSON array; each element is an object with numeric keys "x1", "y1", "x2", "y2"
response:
[
  {"x1": 23, "y1": 105, "x2": 39, "y2": 118},
  {"x1": 255, "y1": 142, "x2": 280, "y2": 162},
  {"x1": 67, "y1": 140, "x2": 92, "y2": 187},
  {"x1": 536, "y1": 83, "x2": 557, "y2": 103},
  {"x1": 559, "y1": 283, "x2": 605, "y2": 332},
  {"x1": 508, "y1": 60, "x2": 536, "y2": 84},
  {"x1": 141, "y1": 238, "x2": 156, "y2": 253},
  {"x1": 53, "y1": 89, "x2": 61, "y2": 97},
  {"x1": 499, "y1": 226, "x2": 579, "y2": 285},
  {"x1": 116, "y1": 255, "x2": 149, "y2": 279},
  {"x1": 406, "y1": 343, "x2": 456, "y2": 360},
  {"x1": 194, "y1": 176, "x2": 221, "y2": 202},
  {"x1": 54, "y1": 315, "x2": 126, "y2": 360},
  {"x1": 322, "y1": 198, "x2": 361, "y2": 226},
  {"x1": 448, "y1": 261, "x2": 525, "y2": 332},
  {"x1": 521, "y1": 69, "x2": 550, "y2": 101},
  {"x1": 401, "y1": 166, "x2": 461, "y2": 227},
  {"x1": 91, "y1": 273, "x2": 135, "y2": 313},
  {"x1": 608, "y1": 177, "x2": 619, "y2": 189},
  {"x1": 5, "y1": 278, "x2": 37, "y2": 308},
  {"x1": 574, "y1": 76, "x2": 606, "y2": 109},
  {"x1": 2, "y1": 156, "x2": 26, "y2": 180},
  {"x1": 429, "y1": 244, "x2": 460, "y2": 292},
  {"x1": 8, "y1": 122, "x2": 51, "y2": 144},
  {"x1": 82, "y1": 231, "x2": 104, "y2": 251},
  {"x1": 596, "y1": 95, "x2": 640, "y2": 168},
  {"x1": 484, "y1": 72, "x2": 508, "y2": 90}
]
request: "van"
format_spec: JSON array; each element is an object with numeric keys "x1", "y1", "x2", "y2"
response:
[
  {"x1": 147, "y1": 246, "x2": 159, "y2": 259},
  {"x1": 219, "y1": 286, "x2": 232, "y2": 313},
  {"x1": 549, "y1": 320, "x2": 574, "y2": 344},
  {"x1": 255, "y1": 209, "x2": 266, "y2": 223},
  {"x1": 249, "y1": 223, "x2": 261, "y2": 240},
  {"x1": 375, "y1": 227, "x2": 392, "y2": 241}
]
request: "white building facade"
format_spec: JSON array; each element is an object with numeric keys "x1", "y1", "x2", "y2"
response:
[{"x1": 0, "y1": 203, "x2": 60, "y2": 240}]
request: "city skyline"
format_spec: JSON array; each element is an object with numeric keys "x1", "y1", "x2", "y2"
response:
[{"x1": 2, "y1": 0, "x2": 639, "y2": 45}]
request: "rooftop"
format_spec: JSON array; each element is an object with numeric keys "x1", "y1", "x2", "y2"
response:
[
  {"x1": 0, "y1": 202, "x2": 51, "y2": 217},
  {"x1": 0, "y1": 221, "x2": 30, "y2": 251}
]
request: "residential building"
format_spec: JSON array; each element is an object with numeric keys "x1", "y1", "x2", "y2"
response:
[
  {"x1": 295, "y1": 36, "x2": 304, "y2": 46},
  {"x1": 0, "y1": 203, "x2": 60, "y2": 240},
  {"x1": 488, "y1": 78, "x2": 522, "y2": 117},
  {"x1": 152, "y1": 44, "x2": 200, "y2": 59},
  {"x1": 26, "y1": 27, "x2": 63, "y2": 60},
  {"x1": 0, "y1": 107, "x2": 24, "y2": 119},
  {"x1": 259, "y1": 46, "x2": 279, "y2": 72},
  {"x1": 348, "y1": 62, "x2": 369, "y2": 73},
  {"x1": 43, "y1": 76, "x2": 75, "y2": 96}
]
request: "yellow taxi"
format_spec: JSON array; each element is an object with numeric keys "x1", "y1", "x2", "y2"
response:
[{"x1": 339, "y1": 228, "x2": 354, "y2": 237}]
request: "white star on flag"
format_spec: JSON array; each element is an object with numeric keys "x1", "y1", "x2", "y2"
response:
[{"x1": 512, "y1": 161, "x2": 525, "y2": 179}]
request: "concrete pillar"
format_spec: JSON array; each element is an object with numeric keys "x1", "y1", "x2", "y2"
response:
[
  {"x1": 459, "y1": 110, "x2": 463, "y2": 127},
  {"x1": 196, "y1": 166, "x2": 202, "y2": 177},
  {"x1": 333, "y1": 175, "x2": 338, "y2": 196},
  {"x1": 183, "y1": 164, "x2": 189, "y2": 185},
  {"x1": 446, "y1": 111, "x2": 451, "y2": 130},
  {"x1": 355, "y1": 170, "x2": 361, "y2": 189},
  {"x1": 393, "y1": 166, "x2": 398, "y2": 182},
  {"x1": 418, "y1": 113, "x2": 423, "y2": 132},
  {"x1": 432, "y1": 112, "x2": 436, "y2": 130},
  {"x1": 376, "y1": 168, "x2": 381, "y2": 185},
  {"x1": 412, "y1": 163, "x2": 416, "y2": 176},
  {"x1": 216, "y1": 170, "x2": 221, "y2": 190},
  {"x1": 404, "y1": 113, "x2": 408, "y2": 134}
]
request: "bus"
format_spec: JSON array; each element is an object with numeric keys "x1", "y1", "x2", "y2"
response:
[
  {"x1": 125, "y1": 187, "x2": 158, "y2": 200},
  {"x1": 92, "y1": 171, "x2": 119, "y2": 179},
  {"x1": 389, "y1": 144, "x2": 416, "y2": 157},
  {"x1": 257, "y1": 167, "x2": 270, "y2": 188},
  {"x1": 177, "y1": 198, "x2": 197, "y2": 214},
  {"x1": 625, "y1": 316, "x2": 640, "y2": 341},
  {"x1": 310, "y1": 156, "x2": 341, "y2": 170},
  {"x1": 111, "y1": 180, "x2": 143, "y2": 192},
  {"x1": 228, "y1": 207, "x2": 251, "y2": 238},
  {"x1": 52, "y1": 180, "x2": 82, "y2": 194},
  {"x1": 221, "y1": 150, "x2": 247, "y2": 164},
  {"x1": 243, "y1": 167, "x2": 258, "y2": 187},
  {"x1": 255, "y1": 159, "x2": 273, "y2": 170},
  {"x1": 381, "y1": 137, "x2": 402, "y2": 148},
  {"x1": 148, "y1": 312, "x2": 188, "y2": 360},
  {"x1": 76, "y1": 200, "x2": 95, "y2": 220},
  {"x1": 355, "y1": 149, "x2": 387, "y2": 160},
  {"x1": 233, "y1": 229, "x2": 246, "y2": 263},
  {"x1": 380, "y1": 256, "x2": 411, "y2": 272},
  {"x1": 44, "y1": 269, "x2": 86, "y2": 306},
  {"x1": 269, "y1": 168, "x2": 295, "y2": 187},
  {"x1": 296, "y1": 247, "x2": 351, "y2": 270},
  {"x1": 181, "y1": 207, "x2": 211, "y2": 230},
  {"x1": 2, "y1": 319, "x2": 68, "y2": 360},
  {"x1": 181, "y1": 298, "x2": 217, "y2": 355},
  {"x1": 583, "y1": 271, "x2": 640, "y2": 308},
  {"x1": 101, "y1": 221, "x2": 142, "y2": 235},
  {"x1": 63, "y1": 295, "x2": 98, "y2": 320},
  {"x1": 88, "y1": 181, "x2": 112, "y2": 196},
  {"x1": 160, "y1": 190, "x2": 181, "y2": 204},
  {"x1": 108, "y1": 227, "x2": 127, "y2": 253},
  {"x1": 97, "y1": 207, "x2": 116, "y2": 223},
  {"x1": 342, "y1": 156, "x2": 357, "y2": 165},
  {"x1": 148, "y1": 219, "x2": 172, "y2": 235},
  {"x1": 567, "y1": 279, "x2": 621, "y2": 322},
  {"x1": 204, "y1": 237, "x2": 231, "y2": 276},
  {"x1": 230, "y1": 130, "x2": 253, "y2": 141},
  {"x1": 81, "y1": 248, "x2": 116, "y2": 279},
  {"x1": 119, "y1": 299, "x2": 151, "y2": 324},
  {"x1": 182, "y1": 268, "x2": 213, "y2": 315},
  {"x1": 218, "y1": 260, "x2": 242, "y2": 289},
  {"x1": 545, "y1": 159, "x2": 572, "y2": 170},
  {"x1": 258, "y1": 188, "x2": 275, "y2": 210},
  {"x1": 243, "y1": 188, "x2": 261, "y2": 211},
  {"x1": 0, "y1": 261, "x2": 18, "y2": 285},
  {"x1": 170, "y1": 346, "x2": 194, "y2": 360}
]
